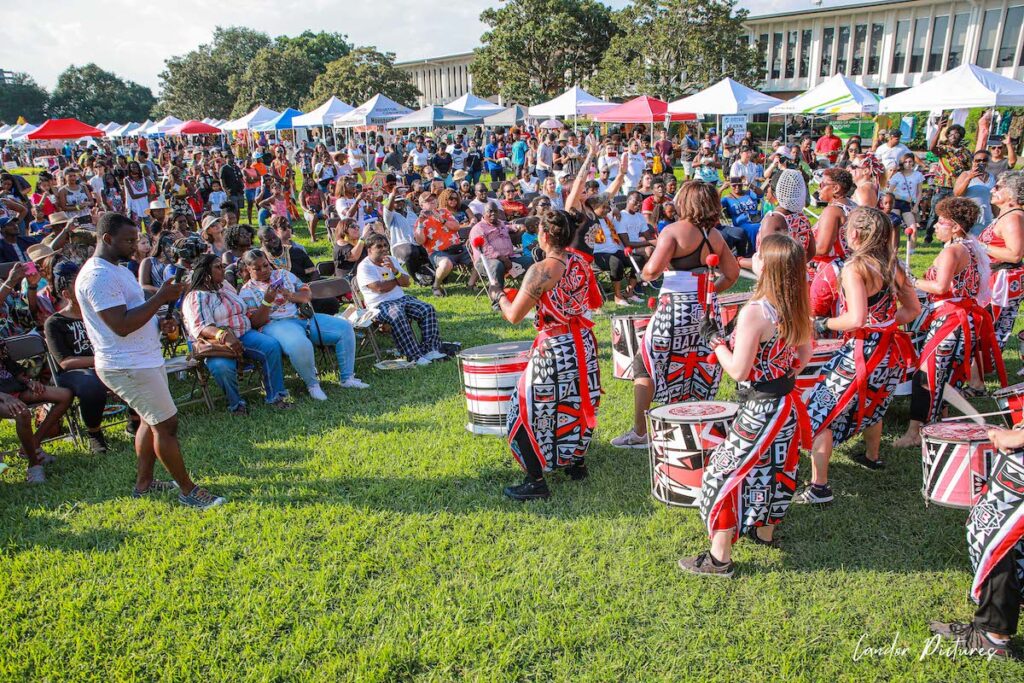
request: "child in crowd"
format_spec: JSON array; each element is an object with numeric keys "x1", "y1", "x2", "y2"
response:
[
  {"x1": 207, "y1": 179, "x2": 227, "y2": 216},
  {"x1": 28, "y1": 205, "x2": 50, "y2": 237}
]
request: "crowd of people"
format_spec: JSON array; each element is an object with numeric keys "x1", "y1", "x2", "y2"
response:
[{"x1": 1, "y1": 109, "x2": 1023, "y2": 658}]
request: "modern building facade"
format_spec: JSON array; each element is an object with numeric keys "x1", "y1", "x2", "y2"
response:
[
  {"x1": 395, "y1": 52, "x2": 477, "y2": 108},
  {"x1": 746, "y1": 0, "x2": 1024, "y2": 96}
]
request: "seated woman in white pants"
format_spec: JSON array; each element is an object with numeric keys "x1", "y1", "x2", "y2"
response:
[{"x1": 239, "y1": 249, "x2": 369, "y2": 400}]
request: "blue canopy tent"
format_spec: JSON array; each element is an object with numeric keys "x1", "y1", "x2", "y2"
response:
[{"x1": 250, "y1": 108, "x2": 305, "y2": 132}]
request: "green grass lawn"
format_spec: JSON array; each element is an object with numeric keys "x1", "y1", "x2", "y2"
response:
[{"x1": 0, "y1": 195, "x2": 1021, "y2": 679}]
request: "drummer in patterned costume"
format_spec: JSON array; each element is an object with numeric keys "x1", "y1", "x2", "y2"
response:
[
  {"x1": 895, "y1": 198, "x2": 1004, "y2": 447},
  {"x1": 489, "y1": 210, "x2": 603, "y2": 501},
  {"x1": 809, "y1": 169, "x2": 856, "y2": 324},
  {"x1": 798, "y1": 208, "x2": 920, "y2": 504},
  {"x1": 979, "y1": 171, "x2": 1024, "y2": 349},
  {"x1": 610, "y1": 181, "x2": 739, "y2": 449},
  {"x1": 679, "y1": 234, "x2": 812, "y2": 578},
  {"x1": 928, "y1": 425, "x2": 1024, "y2": 661}
]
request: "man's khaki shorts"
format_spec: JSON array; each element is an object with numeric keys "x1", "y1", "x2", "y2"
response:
[{"x1": 97, "y1": 366, "x2": 177, "y2": 426}]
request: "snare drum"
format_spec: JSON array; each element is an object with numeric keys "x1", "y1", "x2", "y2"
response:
[
  {"x1": 611, "y1": 314, "x2": 650, "y2": 380},
  {"x1": 458, "y1": 341, "x2": 532, "y2": 435},
  {"x1": 718, "y1": 292, "x2": 752, "y2": 328},
  {"x1": 920, "y1": 422, "x2": 995, "y2": 509},
  {"x1": 993, "y1": 381, "x2": 1024, "y2": 428},
  {"x1": 796, "y1": 339, "x2": 845, "y2": 398},
  {"x1": 647, "y1": 401, "x2": 739, "y2": 507}
]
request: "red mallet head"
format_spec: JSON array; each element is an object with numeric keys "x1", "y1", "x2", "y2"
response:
[
  {"x1": 706, "y1": 254, "x2": 720, "y2": 268},
  {"x1": 647, "y1": 296, "x2": 657, "y2": 310},
  {"x1": 624, "y1": 246, "x2": 633, "y2": 257},
  {"x1": 471, "y1": 236, "x2": 485, "y2": 249},
  {"x1": 904, "y1": 227, "x2": 914, "y2": 236},
  {"x1": 705, "y1": 353, "x2": 718, "y2": 364}
]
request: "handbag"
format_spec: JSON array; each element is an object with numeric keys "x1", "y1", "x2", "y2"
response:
[{"x1": 192, "y1": 337, "x2": 241, "y2": 360}]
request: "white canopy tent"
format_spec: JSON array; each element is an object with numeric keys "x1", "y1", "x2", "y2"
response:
[
  {"x1": 333, "y1": 94, "x2": 413, "y2": 129},
  {"x1": 769, "y1": 74, "x2": 881, "y2": 115},
  {"x1": 528, "y1": 86, "x2": 616, "y2": 118},
  {"x1": 483, "y1": 105, "x2": 528, "y2": 127},
  {"x1": 292, "y1": 96, "x2": 354, "y2": 127},
  {"x1": 109, "y1": 122, "x2": 141, "y2": 138},
  {"x1": 6, "y1": 123, "x2": 39, "y2": 141},
  {"x1": 445, "y1": 92, "x2": 504, "y2": 117},
  {"x1": 221, "y1": 106, "x2": 280, "y2": 132},
  {"x1": 385, "y1": 106, "x2": 484, "y2": 129},
  {"x1": 0, "y1": 124, "x2": 13, "y2": 140},
  {"x1": 141, "y1": 116, "x2": 183, "y2": 135},
  {"x1": 668, "y1": 78, "x2": 783, "y2": 115},
  {"x1": 879, "y1": 63, "x2": 1024, "y2": 112}
]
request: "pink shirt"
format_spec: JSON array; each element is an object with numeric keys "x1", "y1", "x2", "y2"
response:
[{"x1": 469, "y1": 220, "x2": 514, "y2": 259}]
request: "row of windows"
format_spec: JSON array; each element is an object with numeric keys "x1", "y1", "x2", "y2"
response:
[{"x1": 756, "y1": 5, "x2": 1024, "y2": 81}]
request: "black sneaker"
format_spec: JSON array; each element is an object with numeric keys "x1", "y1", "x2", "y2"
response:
[
  {"x1": 503, "y1": 477, "x2": 551, "y2": 501},
  {"x1": 851, "y1": 451, "x2": 885, "y2": 470},
  {"x1": 928, "y1": 621, "x2": 1017, "y2": 660},
  {"x1": 678, "y1": 551, "x2": 735, "y2": 578},
  {"x1": 87, "y1": 431, "x2": 108, "y2": 454},
  {"x1": 564, "y1": 462, "x2": 588, "y2": 481},
  {"x1": 795, "y1": 484, "x2": 834, "y2": 504},
  {"x1": 745, "y1": 527, "x2": 778, "y2": 548}
]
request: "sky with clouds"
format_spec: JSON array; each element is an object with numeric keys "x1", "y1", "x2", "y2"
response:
[{"x1": 2, "y1": 0, "x2": 859, "y2": 93}]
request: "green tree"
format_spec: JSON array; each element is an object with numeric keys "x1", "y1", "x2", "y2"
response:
[
  {"x1": 591, "y1": 0, "x2": 762, "y2": 100},
  {"x1": 156, "y1": 26, "x2": 272, "y2": 119},
  {"x1": 470, "y1": 0, "x2": 616, "y2": 104},
  {"x1": 304, "y1": 47, "x2": 419, "y2": 110},
  {"x1": 230, "y1": 44, "x2": 318, "y2": 116},
  {"x1": 275, "y1": 30, "x2": 351, "y2": 73},
  {"x1": 48, "y1": 64, "x2": 155, "y2": 123},
  {"x1": 0, "y1": 73, "x2": 48, "y2": 123}
]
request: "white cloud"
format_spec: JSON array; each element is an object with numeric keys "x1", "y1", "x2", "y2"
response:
[{"x1": 2, "y1": 0, "x2": 859, "y2": 94}]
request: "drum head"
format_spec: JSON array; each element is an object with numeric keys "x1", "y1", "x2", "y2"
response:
[
  {"x1": 460, "y1": 341, "x2": 533, "y2": 360},
  {"x1": 992, "y1": 381, "x2": 1024, "y2": 400},
  {"x1": 718, "y1": 292, "x2": 752, "y2": 305},
  {"x1": 611, "y1": 314, "x2": 651, "y2": 323},
  {"x1": 921, "y1": 422, "x2": 992, "y2": 443},
  {"x1": 649, "y1": 401, "x2": 739, "y2": 422},
  {"x1": 812, "y1": 339, "x2": 845, "y2": 354}
]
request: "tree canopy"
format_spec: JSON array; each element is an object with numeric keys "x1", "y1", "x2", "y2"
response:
[
  {"x1": 0, "y1": 73, "x2": 48, "y2": 123},
  {"x1": 590, "y1": 0, "x2": 762, "y2": 100},
  {"x1": 48, "y1": 64, "x2": 155, "y2": 123},
  {"x1": 471, "y1": 0, "x2": 617, "y2": 104},
  {"x1": 304, "y1": 47, "x2": 419, "y2": 110}
]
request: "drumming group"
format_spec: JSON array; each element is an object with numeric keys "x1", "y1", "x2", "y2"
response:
[{"x1": 456, "y1": 161, "x2": 1024, "y2": 658}]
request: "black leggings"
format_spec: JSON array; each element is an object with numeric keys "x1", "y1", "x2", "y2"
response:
[
  {"x1": 908, "y1": 370, "x2": 931, "y2": 423},
  {"x1": 56, "y1": 369, "x2": 108, "y2": 430},
  {"x1": 392, "y1": 243, "x2": 430, "y2": 279},
  {"x1": 975, "y1": 546, "x2": 1021, "y2": 635},
  {"x1": 593, "y1": 251, "x2": 630, "y2": 282}
]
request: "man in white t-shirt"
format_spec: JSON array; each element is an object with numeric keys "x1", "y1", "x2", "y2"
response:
[
  {"x1": 621, "y1": 139, "x2": 647, "y2": 192},
  {"x1": 729, "y1": 147, "x2": 763, "y2": 186},
  {"x1": 356, "y1": 233, "x2": 445, "y2": 366},
  {"x1": 598, "y1": 142, "x2": 620, "y2": 181},
  {"x1": 536, "y1": 133, "x2": 556, "y2": 180},
  {"x1": 75, "y1": 212, "x2": 225, "y2": 509},
  {"x1": 467, "y1": 183, "x2": 505, "y2": 222},
  {"x1": 383, "y1": 187, "x2": 430, "y2": 285},
  {"x1": 873, "y1": 129, "x2": 911, "y2": 174}
]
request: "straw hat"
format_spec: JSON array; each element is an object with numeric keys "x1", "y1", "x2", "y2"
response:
[
  {"x1": 47, "y1": 211, "x2": 73, "y2": 226},
  {"x1": 148, "y1": 198, "x2": 168, "y2": 212},
  {"x1": 453, "y1": 170, "x2": 468, "y2": 182},
  {"x1": 200, "y1": 215, "x2": 224, "y2": 234},
  {"x1": 26, "y1": 243, "x2": 55, "y2": 263}
]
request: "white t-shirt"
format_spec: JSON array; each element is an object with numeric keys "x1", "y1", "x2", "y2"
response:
[
  {"x1": 518, "y1": 178, "x2": 539, "y2": 194},
  {"x1": 384, "y1": 206, "x2": 417, "y2": 248},
  {"x1": 449, "y1": 148, "x2": 466, "y2": 171},
  {"x1": 729, "y1": 160, "x2": 762, "y2": 184},
  {"x1": 409, "y1": 149, "x2": 430, "y2": 167},
  {"x1": 336, "y1": 197, "x2": 366, "y2": 227},
  {"x1": 75, "y1": 257, "x2": 164, "y2": 370},
  {"x1": 886, "y1": 170, "x2": 925, "y2": 203},
  {"x1": 615, "y1": 210, "x2": 648, "y2": 243},
  {"x1": 875, "y1": 142, "x2": 911, "y2": 171},
  {"x1": 356, "y1": 256, "x2": 407, "y2": 309},
  {"x1": 347, "y1": 146, "x2": 364, "y2": 168},
  {"x1": 622, "y1": 153, "x2": 646, "y2": 190},
  {"x1": 598, "y1": 153, "x2": 619, "y2": 179},
  {"x1": 88, "y1": 175, "x2": 104, "y2": 196},
  {"x1": 469, "y1": 198, "x2": 501, "y2": 219},
  {"x1": 592, "y1": 217, "x2": 622, "y2": 255}
]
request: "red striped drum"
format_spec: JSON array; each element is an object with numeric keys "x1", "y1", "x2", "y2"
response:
[
  {"x1": 647, "y1": 401, "x2": 738, "y2": 507},
  {"x1": 920, "y1": 422, "x2": 995, "y2": 509},
  {"x1": 718, "y1": 292, "x2": 752, "y2": 328},
  {"x1": 993, "y1": 381, "x2": 1024, "y2": 428},
  {"x1": 611, "y1": 314, "x2": 651, "y2": 380},
  {"x1": 796, "y1": 339, "x2": 845, "y2": 399},
  {"x1": 459, "y1": 341, "x2": 532, "y2": 436}
]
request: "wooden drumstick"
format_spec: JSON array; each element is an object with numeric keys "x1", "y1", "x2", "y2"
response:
[
  {"x1": 705, "y1": 253, "x2": 719, "y2": 311},
  {"x1": 904, "y1": 227, "x2": 914, "y2": 268},
  {"x1": 942, "y1": 409, "x2": 1011, "y2": 422},
  {"x1": 471, "y1": 235, "x2": 497, "y2": 286},
  {"x1": 624, "y1": 246, "x2": 645, "y2": 284}
]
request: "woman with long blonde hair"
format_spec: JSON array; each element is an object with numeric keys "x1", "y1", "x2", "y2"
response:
[
  {"x1": 799, "y1": 208, "x2": 920, "y2": 504},
  {"x1": 680, "y1": 234, "x2": 813, "y2": 577}
]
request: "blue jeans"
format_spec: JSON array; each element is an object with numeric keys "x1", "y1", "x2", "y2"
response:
[
  {"x1": 204, "y1": 329, "x2": 287, "y2": 411},
  {"x1": 261, "y1": 314, "x2": 355, "y2": 387}
]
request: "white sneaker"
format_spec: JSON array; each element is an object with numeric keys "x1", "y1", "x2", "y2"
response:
[
  {"x1": 415, "y1": 356, "x2": 432, "y2": 366},
  {"x1": 610, "y1": 429, "x2": 648, "y2": 449},
  {"x1": 308, "y1": 383, "x2": 328, "y2": 401},
  {"x1": 340, "y1": 377, "x2": 370, "y2": 389},
  {"x1": 423, "y1": 350, "x2": 446, "y2": 361}
]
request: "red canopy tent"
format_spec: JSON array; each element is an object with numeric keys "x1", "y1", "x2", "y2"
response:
[
  {"x1": 593, "y1": 96, "x2": 696, "y2": 123},
  {"x1": 167, "y1": 120, "x2": 222, "y2": 135},
  {"x1": 27, "y1": 118, "x2": 106, "y2": 140}
]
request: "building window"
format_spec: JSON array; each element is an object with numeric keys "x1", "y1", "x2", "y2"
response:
[
  {"x1": 758, "y1": 33, "x2": 769, "y2": 78},
  {"x1": 928, "y1": 16, "x2": 948, "y2": 72},
  {"x1": 850, "y1": 24, "x2": 867, "y2": 75},
  {"x1": 772, "y1": 32, "x2": 783, "y2": 79},
  {"x1": 947, "y1": 13, "x2": 970, "y2": 68},
  {"x1": 999, "y1": 6, "x2": 1024, "y2": 67},
  {"x1": 821, "y1": 27, "x2": 835, "y2": 77},
  {"x1": 800, "y1": 29, "x2": 812, "y2": 78},
  {"x1": 785, "y1": 30, "x2": 798, "y2": 78},
  {"x1": 977, "y1": 9, "x2": 1001, "y2": 68},
  {"x1": 909, "y1": 17, "x2": 929, "y2": 72},
  {"x1": 867, "y1": 23, "x2": 883, "y2": 74},
  {"x1": 836, "y1": 25, "x2": 850, "y2": 73},
  {"x1": 892, "y1": 20, "x2": 910, "y2": 73}
]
